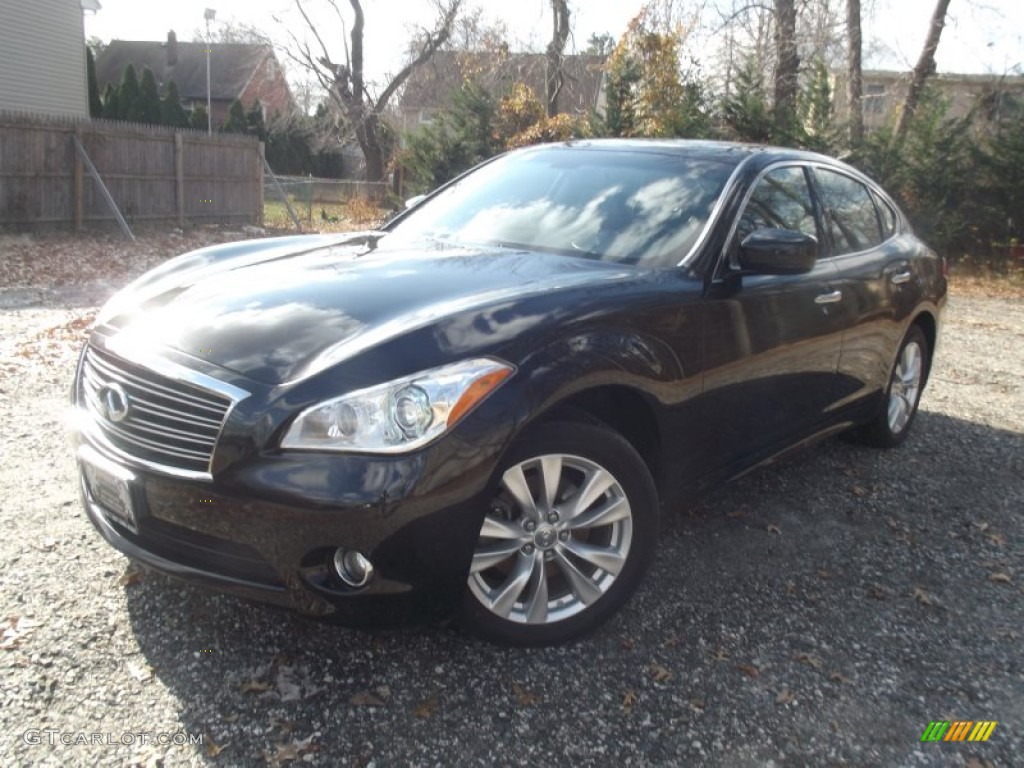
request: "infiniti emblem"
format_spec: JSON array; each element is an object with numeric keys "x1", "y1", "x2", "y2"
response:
[{"x1": 99, "y1": 383, "x2": 131, "y2": 423}]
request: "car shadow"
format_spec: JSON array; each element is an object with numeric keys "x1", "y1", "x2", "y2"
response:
[{"x1": 122, "y1": 408, "x2": 1023, "y2": 765}]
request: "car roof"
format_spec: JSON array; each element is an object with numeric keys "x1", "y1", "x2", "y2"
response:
[{"x1": 522, "y1": 138, "x2": 846, "y2": 172}]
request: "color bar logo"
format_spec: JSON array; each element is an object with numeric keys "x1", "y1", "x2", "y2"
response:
[{"x1": 920, "y1": 721, "x2": 997, "y2": 742}]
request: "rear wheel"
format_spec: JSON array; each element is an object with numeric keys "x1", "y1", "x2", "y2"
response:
[
  {"x1": 855, "y1": 325, "x2": 929, "y2": 447},
  {"x1": 460, "y1": 422, "x2": 658, "y2": 646}
]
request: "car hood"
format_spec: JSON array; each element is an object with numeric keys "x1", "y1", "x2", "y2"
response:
[{"x1": 98, "y1": 234, "x2": 633, "y2": 385}]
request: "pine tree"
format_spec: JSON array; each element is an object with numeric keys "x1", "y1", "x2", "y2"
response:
[
  {"x1": 189, "y1": 104, "x2": 209, "y2": 131},
  {"x1": 721, "y1": 59, "x2": 774, "y2": 143},
  {"x1": 119, "y1": 64, "x2": 142, "y2": 122},
  {"x1": 222, "y1": 99, "x2": 248, "y2": 134},
  {"x1": 161, "y1": 81, "x2": 189, "y2": 128},
  {"x1": 137, "y1": 67, "x2": 163, "y2": 125},
  {"x1": 101, "y1": 83, "x2": 120, "y2": 120},
  {"x1": 86, "y1": 48, "x2": 103, "y2": 118},
  {"x1": 246, "y1": 100, "x2": 267, "y2": 141}
]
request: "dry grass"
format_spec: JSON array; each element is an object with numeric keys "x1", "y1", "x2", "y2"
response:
[
  {"x1": 948, "y1": 258, "x2": 1024, "y2": 299},
  {"x1": 263, "y1": 198, "x2": 390, "y2": 234}
]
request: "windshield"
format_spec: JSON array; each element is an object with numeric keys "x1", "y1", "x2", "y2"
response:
[{"x1": 386, "y1": 147, "x2": 736, "y2": 268}]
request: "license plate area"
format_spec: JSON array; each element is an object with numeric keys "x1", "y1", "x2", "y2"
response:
[{"x1": 79, "y1": 445, "x2": 139, "y2": 533}]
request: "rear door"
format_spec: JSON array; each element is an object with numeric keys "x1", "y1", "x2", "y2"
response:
[
  {"x1": 700, "y1": 164, "x2": 852, "y2": 468},
  {"x1": 810, "y1": 167, "x2": 921, "y2": 413}
]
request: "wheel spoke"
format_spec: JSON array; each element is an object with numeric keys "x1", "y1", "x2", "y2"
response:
[
  {"x1": 479, "y1": 515, "x2": 528, "y2": 541},
  {"x1": 539, "y1": 455, "x2": 562, "y2": 513},
  {"x1": 902, "y1": 345, "x2": 922, "y2": 386},
  {"x1": 888, "y1": 394, "x2": 905, "y2": 431},
  {"x1": 553, "y1": 550, "x2": 602, "y2": 606},
  {"x1": 489, "y1": 553, "x2": 534, "y2": 618},
  {"x1": 561, "y1": 538, "x2": 626, "y2": 576},
  {"x1": 566, "y1": 468, "x2": 615, "y2": 519},
  {"x1": 567, "y1": 496, "x2": 630, "y2": 531},
  {"x1": 471, "y1": 540, "x2": 523, "y2": 573},
  {"x1": 502, "y1": 464, "x2": 538, "y2": 520},
  {"x1": 524, "y1": 554, "x2": 549, "y2": 624}
]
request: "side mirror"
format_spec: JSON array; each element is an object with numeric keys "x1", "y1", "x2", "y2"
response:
[
  {"x1": 404, "y1": 194, "x2": 427, "y2": 210},
  {"x1": 738, "y1": 228, "x2": 818, "y2": 275}
]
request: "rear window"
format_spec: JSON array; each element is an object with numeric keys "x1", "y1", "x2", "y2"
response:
[
  {"x1": 814, "y1": 168, "x2": 883, "y2": 255},
  {"x1": 387, "y1": 148, "x2": 736, "y2": 268}
]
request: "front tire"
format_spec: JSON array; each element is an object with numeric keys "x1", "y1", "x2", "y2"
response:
[
  {"x1": 460, "y1": 422, "x2": 658, "y2": 646},
  {"x1": 855, "y1": 325, "x2": 929, "y2": 448}
]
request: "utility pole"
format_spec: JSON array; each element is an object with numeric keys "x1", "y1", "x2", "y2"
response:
[{"x1": 204, "y1": 7, "x2": 216, "y2": 135}]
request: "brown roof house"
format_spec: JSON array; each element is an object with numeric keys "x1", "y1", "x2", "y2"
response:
[
  {"x1": 398, "y1": 50, "x2": 607, "y2": 141},
  {"x1": 95, "y1": 32, "x2": 294, "y2": 125}
]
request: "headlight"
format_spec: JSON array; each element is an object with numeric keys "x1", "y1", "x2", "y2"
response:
[{"x1": 280, "y1": 358, "x2": 514, "y2": 453}]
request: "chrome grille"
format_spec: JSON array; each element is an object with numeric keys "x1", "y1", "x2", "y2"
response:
[{"x1": 80, "y1": 346, "x2": 233, "y2": 474}]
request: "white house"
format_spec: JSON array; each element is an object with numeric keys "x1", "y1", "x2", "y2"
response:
[{"x1": 0, "y1": 0, "x2": 99, "y2": 117}]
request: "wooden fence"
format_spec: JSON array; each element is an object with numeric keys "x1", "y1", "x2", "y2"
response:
[{"x1": 0, "y1": 111, "x2": 263, "y2": 230}]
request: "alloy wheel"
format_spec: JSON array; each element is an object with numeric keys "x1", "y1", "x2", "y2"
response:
[
  {"x1": 467, "y1": 453, "x2": 633, "y2": 625},
  {"x1": 887, "y1": 340, "x2": 923, "y2": 434}
]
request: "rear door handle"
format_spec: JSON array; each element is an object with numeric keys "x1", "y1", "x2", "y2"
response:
[
  {"x1": 815, "y1": 290, "x2": 843, "y2": 305},
  {"x1": 891, "y1": 270, "x2": 912, "y2": 285}
]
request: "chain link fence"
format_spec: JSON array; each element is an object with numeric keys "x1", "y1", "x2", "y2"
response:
[{"x1": 263, "y1": 174, "x2": 392, "y2": 229}]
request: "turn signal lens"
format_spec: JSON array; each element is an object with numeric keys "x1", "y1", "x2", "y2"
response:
[{"x1": 448, "y1": 367, "x2": 513, "y2": 427}]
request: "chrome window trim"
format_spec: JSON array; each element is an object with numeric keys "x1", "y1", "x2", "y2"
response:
[
  {"x1": 715, "y1": 160, "x2": 821, "y2": 274},
  {"x1": 678, "y1": 155, "x2": 755, "y2": 267}
]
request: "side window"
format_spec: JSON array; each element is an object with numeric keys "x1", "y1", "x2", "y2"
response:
[
  {"x1": 736, "y1": 166, "x2": 818, "y2": 244},
  {"x1": 870, "y1": 189, "x2": 898, "y2": 240},
  {"x1": 814, "y1": 169, "x2": 883, "y2": 254}
]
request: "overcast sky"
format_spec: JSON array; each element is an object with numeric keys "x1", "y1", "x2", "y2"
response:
[{"x1": 84, "y1": 0, "x2": 1024, "y2": 88}]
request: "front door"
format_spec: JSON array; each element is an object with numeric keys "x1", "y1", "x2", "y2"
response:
[{"x1": 699, "y1": 165, "x2": 852, "y2": 471}]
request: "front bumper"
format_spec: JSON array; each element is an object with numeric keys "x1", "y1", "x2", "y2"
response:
[{"x1": 72, "y1": 412, "x2": 502, "y2": 626}]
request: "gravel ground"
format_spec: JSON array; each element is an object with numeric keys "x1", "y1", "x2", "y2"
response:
[{"x1": 0, "y1": 234, "x2": 1021, "y2": 767}]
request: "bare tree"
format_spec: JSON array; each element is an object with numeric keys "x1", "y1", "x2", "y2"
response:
[
  {"x1": 773, "y1": 0, "x2": 799, "y2": 127},
  {"x1": 847, "y1": 0, "x2": 863, "y2": 145},
  {"x1": 285, "y1": 0, "x2": 462, "y2": 181},
  {"x1": 545, "y1": 0, "x2": 571, "y2": 118},
  {"x1": 894, "y1": 0, "x2": 953, "y2": 140}
]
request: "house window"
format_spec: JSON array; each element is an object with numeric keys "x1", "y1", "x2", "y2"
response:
[
  {"x1": 864, "y1": 84, "x2": 887, "y2": 114},
  {"x1": 418, "y1": 111, "x2": 435, "y2": 125}
]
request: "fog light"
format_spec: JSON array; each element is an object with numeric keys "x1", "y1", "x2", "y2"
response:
[{"x1": 332, "y1": 548, "x2": 374, "y2": 587}]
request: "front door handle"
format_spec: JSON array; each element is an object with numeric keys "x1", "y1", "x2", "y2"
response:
[
  {"x1": 890, "y1": 270, "x2": 912, "y2": 285},
  {"x1": 815, "y1": 290, "x2": 843, "y2": 305}
]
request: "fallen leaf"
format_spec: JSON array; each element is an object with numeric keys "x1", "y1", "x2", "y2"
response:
[
  {"x1": 512, "y1": 683, "x2": 538, "y2": 706},
  {"x1": 776, "y1": 689, "x2": 795, "y2": 704},
  {"x1": 689, "y1": 698, "x2": 706, "y2": 710},
  {"x1": 818, "y1": 569, "x2": 832, "y2": 580},
  {"x1": 239, "y1": 680, "x2": 272, "y2": 694},
  {"x1": 766, "y1": 524, "x2": 782, "y2": 535},
  {"x1": 912, "y1": 587, "x2": 935, "y2": 606},
  {"x1": 842, "y1": 467, "x2": 858, "y2": 477},
  {"x1": 712, "y1": 648, "x2": 731, "y2": 662},
  {"x1": 785, "y1": 581, "x2": 797, "y2": 596},
  {"x1": 263, "y1": 735, "x2": 316, "y2": 768},
  {"x1": 726, "y1": 510, "x2": 747, "y2": 519},
  {"x1": 988, "y1": 572, "x2": 1012, "y2": 584},
  {"x1": 621, "y1": 637, "x2": 636, "y2": 651},
  {"x1": 622, "y1": 690, "x2": 638, "y2": 710},
  {"x1": 413, "y1": 696, "x2": 438, "y2": 718},
  {"x1": 792, "y1": 653, "x2": 823, "y2": 670},
  {"x1": 648, "y1": 663, "x2": 674, "y2": 683},
  {"x1": 850, "y1": 485, "x2": 868, "y2": 497},
  {"x1": 738, "y1": 664, "x2": 760, "y2": 679},
  {"x1": 205, "y1": 736, "x2": 227, "y2": 757},
  {"x1": 829, "y1": 671, "x2": 851, "y2": 684},
  {"x1": 973, "y1": 521, "x2": 991, "y2": 532},
  {"x1": 350, "y1": 690, "x2": 385, "y2": 708},
  {"x1": 986, "y1": 532, "x2": 1006, "y2": 547},
  {"x1": 663, "y1": 635, "x2": 679, "y2": 649},
  {"x1": 118, "y1": 569, "x2": 144, "y2": 586},
  {"x1": 867, "y1": 585, "x2": 888, "y2": 600}
]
